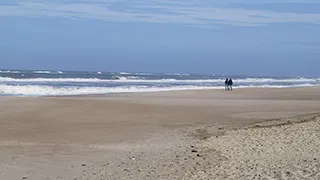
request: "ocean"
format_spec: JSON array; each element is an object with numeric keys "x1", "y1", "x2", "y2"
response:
[{"x1": 0, "y1": 69, "x2": 319, "y2": 96}]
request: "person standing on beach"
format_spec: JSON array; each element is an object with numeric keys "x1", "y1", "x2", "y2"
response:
[
  {"x1": 228, "y1": 78, "x2": 233, "y2": 91},
  {"x1": 225, "y1": 78, "x2": 229, "y2": 91}
]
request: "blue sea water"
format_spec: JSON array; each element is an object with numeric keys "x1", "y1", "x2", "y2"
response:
[{"x1": 0, "y1": 69, "x2": 319, "y2": 96}]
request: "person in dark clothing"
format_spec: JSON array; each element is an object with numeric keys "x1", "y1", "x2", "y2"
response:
[
  {"x1": 225, "y1": 78, "x2": 229, "y2": 91},
  {"x1": 228, "y1": 78, "x2": 233, "y2": 91}
]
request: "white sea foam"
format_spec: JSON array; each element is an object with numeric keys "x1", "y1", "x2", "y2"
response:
[
  {"x1": 0, "y1": 84, "x2": 315, "y2": 96},
  {"x1": 236, "y1": 83, "x2": 314, "y2": 88},
  {"x1": 0, "y1": 77, "x2": 319, "y2": 83},
  {"x1": 134, "y1": 72, "x2": 152, "y2": 75},
  {"x1": 234, "y1": 78, "x2": 319, "y2": 83},
  {"x1": 0, "y1": 77, "x2": 105, "y2": 82},
  {"x1": 119, "y1": 72, "x2": 131, "y2": 75},
  {"x1": 166, "y1": 73, "x2": 190, "y2": 76},
  {"x1": 0, "y1": 85, "x2": 214, "y2": 96},
  {"x1": 111, "y1": 76, "x2": 144, "y2": 80},
  {"x1": 0, "y1": 70, "x2": 20, "y2": 73},
  {"x1": 127, "y1": 76, "x2": 143, "y2": 80},
  {"x1": 33, "y1": 71, "x2": 52, "y2": 74}
]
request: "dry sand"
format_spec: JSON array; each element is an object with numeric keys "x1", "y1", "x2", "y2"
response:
[{"x1": 1, "y1": 87, "x2": 320, "y2": 179}]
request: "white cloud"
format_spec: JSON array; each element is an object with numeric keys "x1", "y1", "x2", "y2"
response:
[{"x1": 0, "y1": 0, "x2": 320, "y2": 27}]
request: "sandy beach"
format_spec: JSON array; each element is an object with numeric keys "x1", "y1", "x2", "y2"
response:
[{"x1": 1, "y1": 87, "x2": 320, "y2": 180}]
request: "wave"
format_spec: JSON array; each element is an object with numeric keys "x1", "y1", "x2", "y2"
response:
[
  {"x1": 0, "y1": 77, "x2": 105, "y2": 82},
  {"x1": 134, "y1": 72, "x2": 153, "y2": 76},
  {"x1": 0, "y1": 84, "x2": 315, "y2": 96},
  {"x1": 0, "y1": 85, "x2": 214, "y2": 96},
  {"x1": 0, "y1": 70, "x2": 20, "y2": 73},
  {"x1": 234, "y1": 78, "x2": 320, "y2": 83},
  {"x1": 33, "y1": 71, "x2": 52, "y2": 74},
  {"x1": 236, "y1": 83, "x2": 314, "y2": 88},
  {"x1": 111, "y1": 76, "x2": 144, "y2": 80},
  {"x1": 0, "y1": 77, "x2": 319, "y2": 83},
  {"x1": 119, "y1": 72, "x2": 131, "y2": 75},
  {"x1": 166, "y1": 73, "x2": 190, "y2": 76}
]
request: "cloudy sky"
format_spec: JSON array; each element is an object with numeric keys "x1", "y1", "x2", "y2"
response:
[{"x1": 1, "y1": 0, "x2": 320, "y2": 76}]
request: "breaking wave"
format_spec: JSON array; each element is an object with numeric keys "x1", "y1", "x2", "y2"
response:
[
  {"x1": 0, "y1": 70, "x2": 20, "y2": 73},
  {"x1": 0, "y1": 77, "x2": 319, "y2": 83},
  {"x1": 0, "y1": 73, "x2": 319, "y2": 96},
  {"x1": 0, "y1": 85, "x2": 214, "y2": 96},
  {"x1": 0, "y1": 83, "x2": 315, "y2": 96},
  {"x1": 119, "y1": 72, "x2": 131, "y2": 75},
  {"x1": 33, "y1": 71, "x2": 52, "y2": 74}
]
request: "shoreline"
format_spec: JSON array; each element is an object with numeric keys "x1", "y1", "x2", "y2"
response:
[{"x1": 1, "y1": 85, "x2": 319, "y2": 97}]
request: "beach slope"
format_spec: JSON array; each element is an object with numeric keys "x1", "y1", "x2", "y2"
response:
[{"x1": 1, "y1": 87, "x2": 320, "y2": 179}]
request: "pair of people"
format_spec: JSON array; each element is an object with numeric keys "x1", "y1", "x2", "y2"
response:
[{"x1": 225, "y1": 78, "x2": 233, "y2": 91}]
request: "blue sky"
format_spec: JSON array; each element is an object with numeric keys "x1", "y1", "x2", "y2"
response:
[{"x1": 0, "y1": 0, "x2": 320, "y2": 76}]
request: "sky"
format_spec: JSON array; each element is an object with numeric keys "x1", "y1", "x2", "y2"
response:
[{"x1": 0, "y1": 0, "x2": 320, "y2": 77}]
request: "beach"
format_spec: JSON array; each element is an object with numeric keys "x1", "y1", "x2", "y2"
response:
[{"x1": 1, "y1": 87, "x2": 320, "y2": 180}]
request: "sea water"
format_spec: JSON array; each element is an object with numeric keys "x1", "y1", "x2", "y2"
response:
[{"x1": 0, "y1": 70, "x2": 319, "y2": 96}]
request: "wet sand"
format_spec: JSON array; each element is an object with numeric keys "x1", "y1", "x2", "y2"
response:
[{"x1": 1, "y1": 87, "x2": 320, "y2": 179}]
